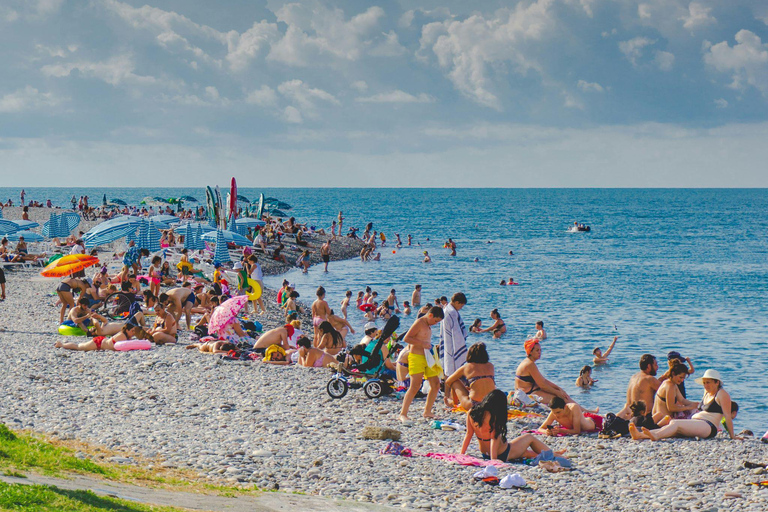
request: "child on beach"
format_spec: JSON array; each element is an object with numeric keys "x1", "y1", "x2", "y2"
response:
[
  {"x1": 593, "y1": 336, "x2": 618, "y2": 365},
  {"x1": 311, "y1": 287, "x2": 331, "y2": 341},
  {"x1": 575, "y1": 366, "x2": 596, "y2": 388},
  {"x1": 341, "y1": 290, "x2": 352, "y2": 319},
  {"x1": 402, "y1": 301, "x2": 411, "y2": 315},
  {"x1": 398, "y1": 306, "x2": 444, "y2": 423},
  {"x1": 356, "y1": 291, "x2": 364, "y2": 307}
]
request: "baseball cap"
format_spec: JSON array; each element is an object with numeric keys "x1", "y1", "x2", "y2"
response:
[{"x1": 364, "y1": 322, "x2": 377, "y2": 332}]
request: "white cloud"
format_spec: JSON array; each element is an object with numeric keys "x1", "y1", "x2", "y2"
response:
[
  {"x1": 356, "y1": 90, "x2": 435, "y2": 103},
  {"x1": 283, "y1": 105, "x2": 303, "y2": 124},
  {"x1": 655, "y1": 50, "x2": 675, "y2": 71},
  {"x1": 204, "y1": 86, "x2": 219, "y2": 101},
  {"x1": 704, "y1": 30, "x2": 768, "y2": 95},
  {"x1": 351, "y1": 80, "x2": 368, "y2": 92},
  {"x1": 563, "y1": 93, "x2": 584, "y2": 109},
  {"x1": 619, "y1": 37, "x2": 656, "y2": 66},
  {"x1": 369, "y1": 31, "x2": 407, "y2": 57},
  {"x1": 226, "y1": 21, "x2": 279, "y2": 71},
  {"x1": 36, "y1": 0, "x2": 64, "y2": 16},
  {"x1": 102, "y1": 0, "x2": 227, "y2": 43},
  {"x1": 680, "y1": 2, "x2": 716, "y2": 30},
  {"x1": 277, "y1": 79, "x2": 340, "y2": 110},
  {"x1": 399, "y1": 10, "x2": 415, "y2": 28},
  {"x1": 577, "y1": 80, "x2": 604, "y2": 92},
  {"x1": 245, "y1": 85, "x2": 278, "y2": 107},
  {"x1": 714, "y1": 98, "x2": 728, "y2": 108},
  {"x1": 418, "y1": 1, "x2": 555, "y2": 110},
  {"x1": 0, "y1": 86, "x2": 63, "y2": 113},
  {"x1": 638, "y1": 4, "x2": 652, "y2": 19},
  {"x1": 41, "y1": 54, "x2": 158, "y2": 86},
  {"x1": 35, "y1": 44, "x2": 71, "y2": 58},
  {"x1": 267, "y1": 3, "x2": 385, "y2": 66}
]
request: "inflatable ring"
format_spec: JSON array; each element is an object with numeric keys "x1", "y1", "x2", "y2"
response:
[
  {"x1": 176, "y1": 261, "x2": 193, "y2": 272},
  {"x1": 245, "y1": 278, "x2": 262, "y2": 301},
  {"x1": 58, "y1": 324, "x2": 87, "y2": 336},
  {"x1": 114, "y1": 339, "x2": 152, "y2": 351},
  {"x1": 359, "y1": 303, "x2": 375, "y2": 312}
]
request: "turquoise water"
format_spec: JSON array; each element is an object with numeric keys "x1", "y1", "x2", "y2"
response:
[{"x1": 3, "y1": 188, "x2": 768, "y2": 432}]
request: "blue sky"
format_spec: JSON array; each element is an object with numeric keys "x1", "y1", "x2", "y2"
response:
[{"x1": 1, "y1": 0, "x2": 767, "y2": 187}]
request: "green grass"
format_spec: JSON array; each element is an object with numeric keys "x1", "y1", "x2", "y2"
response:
[{"x1": 0, "y1": 481, "x2": 189, "y2": 511}]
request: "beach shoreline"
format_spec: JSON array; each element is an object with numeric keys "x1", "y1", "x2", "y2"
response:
[{"x1": 0, "y1": 207, "x2": 767, "y2": 511}]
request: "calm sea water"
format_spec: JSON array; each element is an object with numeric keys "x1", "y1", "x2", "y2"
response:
[{"x1": 3, "y1": 188, "x2": 767, "y2": 432}]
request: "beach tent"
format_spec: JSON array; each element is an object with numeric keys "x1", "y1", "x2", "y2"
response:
[
  {"x1": 201, "y1": 229, "x2": 250, "y2": 247},
  {"x1": 0, "y1": 219, "x2": 20, "y2": 235},
  {"x1": 6, "y1": 230, "x2": 44, "y2": 242},
  {"x1": 212, "y1": 229, "x2": 231, "y2": 265}
]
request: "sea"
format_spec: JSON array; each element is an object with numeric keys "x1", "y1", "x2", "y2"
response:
[{"x1": 2, "y1": 187, "x2": 767, "y2": 432}]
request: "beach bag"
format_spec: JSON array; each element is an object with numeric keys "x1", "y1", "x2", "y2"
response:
[
  {"x1": 601, "y1": 413, "x2": 629, "y2": 437},
  {"x1": 194, "y1": 325, "x2": 209, "y2": 337}
]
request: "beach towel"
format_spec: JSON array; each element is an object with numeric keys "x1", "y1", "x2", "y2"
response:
[
  {"x1": 451, "y1": 406, "x2": 543, "y2": 420},
  {"x1": 522, "y1": 429, "x2": 568, "y2": 437},
  {"x1": 420, "y1": 453, "x2": 508, "y2": 468}
]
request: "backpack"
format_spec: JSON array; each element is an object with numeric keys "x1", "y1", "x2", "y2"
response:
[{"x1": 601, "y1": 413, "x2": 629, "y2": 437}]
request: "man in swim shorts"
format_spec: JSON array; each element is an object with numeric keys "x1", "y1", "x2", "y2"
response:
[
  {"x1": 399, "y1": 306, "x2": 445, "y2": 422},
  {"x1": 411, "y1": 284, "x2": 421, "y2": 307},
  {"x1": 321, "y1": 239, "x2": 331, "y2": 272}
]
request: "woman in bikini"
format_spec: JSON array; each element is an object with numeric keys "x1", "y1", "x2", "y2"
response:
[
  {"x1": 296, "y1": 337, "x2": 336, "y2": 368},
  {"x1": 316, "y1": 321, "x2": 346, "y2": 356},
  {"x1": 477, "y1": 309, "x2": 506, "y2": 339},
  {"x1": 630, "y1": 369, "x2": 742, "y2": 441},
  {"x1": 444, "y1": 343, "x2": 496, "y2": 410},
  {"x1": 651, "y1": 363, "x2": 699, "y2": 423},
  {"x1": 148, "y1": 301, "x2": 177, "y2": 345},
  {"x1": 146, "y1": 256, "x2": 162, "y2": 297},
  {"x1": 461, "y1": 390, "x2": 570, "y2": 464},
  {"x1": 512, "y1": 339, "x2": 575, "y2": 404},
  {"x1": 55, "y1": 277, "x2": 91, "y2": 324},
  {"x1": 55, "y1": 323, "x2": 138, "y2": 351}
]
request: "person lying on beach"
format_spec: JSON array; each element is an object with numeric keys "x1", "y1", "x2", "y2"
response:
[
  {"x1": 658, "y1": 351, "x2": 695, "y2": 398},
  {"x1": 328, "y1": 311, "x2": 354, "y2": 340},
  {"x1": 147, "y1": 302, "x2": 177, "y2": 345},
  {"x1": 317, "y1": 321, "x2": 346, "y2": 356},
  {"x1": 593, "y1": 336, "x2": 618, "y2": 364},
  {"x1": 252, "y1": 324, "x2": 294, "y2": 353},
  {"x1": 476, "y1": 309, "x2": 506, "y2": 338},
  {"x1": 444, "y1": 343, "x2": 496, "y2": 410},
  {"x1": 262, "y1": 344, "x2": 291, "y2": 365},
  {"x1": 297, "y1": 337, "x2": 337, "y2": 368},
  {"x1": 512, "y1": 339, "x2": 576, "y2": 405},
  {"x1": 461, "y1": 390, "x2": 569, "y2": 464},
  {"x1": 538, "y1": 397, "x2": 603, "y2": 435},
  {"x1": 399, "y1": 306, "x2": 445, "y2": 422},
  {"x1": 616, "y1": 354, "x2": 660, "y2": 420},
  {"x1": 575, "y1": 366, "x2": 596, "y2": 388},
  {"x1": 629, "y1": 369, "x2": 741, "y2": 441},
  {"x1": 651, "y1": 363, "x2": 699, "y2": 422},
  {"x1": 54, "y1": 323, "x2": 138, "y2": 352},
  {"x1": 185, "y1": 341, "x2": 236, "y2": 354}
]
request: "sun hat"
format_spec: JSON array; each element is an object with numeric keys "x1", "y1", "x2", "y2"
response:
[
  {"x1": 364, "y1": 322, "x2": 377, "y2": 332},
  {"x1": 667, "y1": 351, "x2": 685, "y2": 362},
  {"x1": 695, "y1": 369, "x2": 723, "y2": 385},
  {"x1": 233, "y1": 262, "x2": 243, "y2": 270}
]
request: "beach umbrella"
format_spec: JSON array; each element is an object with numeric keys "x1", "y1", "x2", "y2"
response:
[
  {"x1": 41, "y1": 213, "x2": 59, "y2": 238},
  {"x1": 265, "y1": 208, "x2": 287, "y2": 217},
  {"x1": 0, "y1": 219, "x2": 20, "y2": 235},
  {"x1": 211, "y1": 229, "x2": 232, "y2": 265},
  {"x1": 111, "y1": 198, "x2": 128, "y2": 206},
  {"x1": 207, "y1": 295, "x2": 248, "y2": 336},
  {"x1": 179, "y1": 196, "x2": 198, "y2": 202},
  {"x1": 0, "y1": 207, "x2": 3, "y2": 218},
  {"x1": 138, "y1": 218, "x2": 150, "y2": 250},
  {"x1": 236, "y1": 194, "x2": 251, "y2": 203},
  {"x1": 147, "y1": 220, "x2": 162, "y2": 252},
  {"x1": 60, "y1": 212, "x2": 80, "y2": 235},
  {"x1": 83, "y1": 216, "x2": 140, "y2": 248},
  {"x1": 201, "y1": 229, "x2": 251, "y2": 247},
  {"x1": 10, "y1": 220, "x2": 40, "y2": 230},
  {"x1": 182, "y1": 224, "x2": 194, "y2": 250},
  {"x1": 5, "y1": 230, "x2": 44, "y2": 242},
  {"x1": 194, "y1": 224, "x2": 206, "y2": 251},
  {"x1": 102, "y1": 194, "x2": 107, "y2": 206},
  {"x1": 41, "y1": 254, "x2": 99, "y2": 278},
  {"x1": 150, "y1": 214, "x2": 177, "y2": 226},
  {"x1": 125, "y1": 230, "x2": 137, "y2": 245},
  {"x1": 234, "y1": 218, "x2": 266, "y2": 229},
  {"x1": 181, "y1": 221, "x2": 216, "y2": 233}
]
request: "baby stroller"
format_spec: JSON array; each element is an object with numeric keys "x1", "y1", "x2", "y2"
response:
[{"x1": 327, "y1": 316, "x2": 399, "y2": 400}]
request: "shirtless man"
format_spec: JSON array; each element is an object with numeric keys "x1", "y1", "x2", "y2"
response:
[
  {"x1": 593, "y1": 336, "x2": 618, "y2": 364},
  {"x1": 166, "y1": 283, "x2": 205, "y2": 330},
  {"x1": 533, "y1": 320, "x2": 547, "y2": 341},
  {"x1": 398, "y1": 306, "x2": 445, "y2": 423},
  {"x1": 311, "y1": 286, "x2": 331, "y2": 341},
  {"x1": 617, "y1": 354, "x2": 660, "y2": 419},
  {"x1": 320, "y1": 239, "x2": 331, "y2": 272},
  {"x1": 411, "y1": 284, "x2": 422, "y2": 308},
  {"x1": 385, "y1": 289, "x2": 400, "y2": 314},
  {"x1": 253, "y1": 325, "x2": 294, "y2": 353}
]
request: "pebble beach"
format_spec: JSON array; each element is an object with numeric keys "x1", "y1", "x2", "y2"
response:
[{"x1": 1, "y1": 207, "x2": 767, "y2": 511}]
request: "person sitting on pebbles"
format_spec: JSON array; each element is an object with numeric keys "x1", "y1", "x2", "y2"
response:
[
  {"x1": 444, "y1": 342, "x2": 496, "y2": 410},
  {"x1": 538, "y1": 396, "x2": 603, "y2": 436},
  {"x1": 147, "y1": 301, "x2": 177, "y2": 345},
  {"x1": 252, "y1": 324, "x2": 294, "y2": 354},
  {"x1": 296, "y1": 337, "x2": 337, "y2": 368},
  {"x1": 55, "y1": 323, "x2": 139, "y2": 352}
]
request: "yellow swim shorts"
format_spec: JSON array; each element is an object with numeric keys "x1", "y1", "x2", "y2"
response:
[{"x1": 408, "y1": 352, "x2": 441, "y2": 378}]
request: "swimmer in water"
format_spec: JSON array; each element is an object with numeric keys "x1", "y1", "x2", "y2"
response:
[
  {"x1": 593, "y1": 336, "x2": 618, "y2": 365},
  {"x1": 508, "y1": 277, "x2": 518, "y2": 285},
  {"x1": 474, "y1": 258, "x2": 479, "y2": 262},
  {"x1": 469, "y1": 318, "x2": 483, "y2": 333},
  {"x1": 575, "y1": 366, "x2": 597, "y2": 388},
  {"x1": 500, "y1": 280, "x2": 507, "y2": 286},
  {"x1": 509, "y1": 250, "x2": 514, "y2": 255},
  {"x1": 423, "y1": 251, "x2": 431, "y2": 263}
]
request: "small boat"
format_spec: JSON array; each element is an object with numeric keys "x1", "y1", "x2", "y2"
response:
[{"x1": 567, "y1": 222, "x2": 591, "y2": 233}]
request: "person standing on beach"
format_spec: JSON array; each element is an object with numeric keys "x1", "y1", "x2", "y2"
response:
[
  {"x1": 311, "y1": 287, "x2": 331, "y2": 344},
  {"x1": 337, "y1": 211, "x2": 344, "y2": 237},
  {"x1": 616, "y1": 354, "x2": 661, "y2": 420},
  {"x1": 399, "y1": 306, "x2": 445, "y2": 422},
  {"x1": 440, "y1": 293, "x2": 469, "y2": 390},
  {"x1": 0, "y1": 267, "x2": 6, "y2": 300},
  {"x1": 321, "y1": 239, "x2": 331, "y2": 272},
  {"x1": 20, "y1": 190, "x2": 25, "y2": 205},
  {"x1": 411, "y1": 285, "x2": 422, "y2": 308}
]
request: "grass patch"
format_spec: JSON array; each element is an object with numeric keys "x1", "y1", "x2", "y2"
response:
[{"x1": 0, "y1": 481, "x2": 190, "y2": 511}]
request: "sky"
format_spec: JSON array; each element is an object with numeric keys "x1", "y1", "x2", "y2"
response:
[{"x1": 1, "y1": 0, "x2": 768, "y2": 187}]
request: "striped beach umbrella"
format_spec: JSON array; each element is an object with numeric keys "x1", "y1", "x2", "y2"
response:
[
  {"x1": 10, "y1": 219, "x2": 40, "y2": 230},
  {"x1": 83, "y1": 216, "x2": 140, "y2": 248},
  {"x1": 42, "y1": 213, "x2": 59, "y2": 238},
  {"x1": 147, "y1": 220, "x2": 162, "y2": 252},
  {"x1": 138, "y1": 218, "x2": 149, "y2": 250},
  {"x1": 60, "y1": 211, "x2": 81, "y2": 235},
  {"x1": 6, "y1": 230, "x2": 44, "y2": 242},
  {"x1": 0, "y1": 219, "x2": 20, "y2": 235},
  {"x1": 194, "y1": 224, "x2": 206, "y2": 250},
  {"x1": 212, "y1": 229, "x2": 231, "y2": 265},
  {"x1": 0, "y1": 207, "x2": 3, "y2": 218},
  {"x1": 201, "y1": 229, "x2": 251, "y2": 247},
  {"x1": 182, "y1": 224, "x2": 194, "y2": 250}
]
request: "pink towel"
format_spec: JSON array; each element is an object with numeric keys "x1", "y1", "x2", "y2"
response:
[
  {"x1": 420, "y1": 453, "x2": 508, "y2": 468},
  {"x1": 522, "y1": 429, "x2": 568, "y2": 437}
]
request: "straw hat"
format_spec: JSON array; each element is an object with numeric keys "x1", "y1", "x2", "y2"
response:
[{"x1": 694, "y1": 369, "x2": 723, "y2": 385}]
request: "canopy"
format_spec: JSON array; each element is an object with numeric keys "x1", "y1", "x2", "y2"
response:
[
  {"x1": 5, "y1": 230, "x2": 44, "y2": 242},
  {"x1": 41, "y1": 254, "x2": 99, "y2": 278},
  {"x1": 211, "y1": 229, "x2": 232, "y2": 264},
  {"x1": 201, "y1": 229, "x2": 250, "y2": 247}
]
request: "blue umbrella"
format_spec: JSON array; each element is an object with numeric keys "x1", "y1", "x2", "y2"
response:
[
  {"x1": 182, "y1": 224, "x2": 194, "y2": 250},
  {"x1": 125, "y1": 229, "x2": 137, "y2": 245},
  {"x1": 181, "y1": 221, "x2": 216, "y2": 233},
  {"x1": 0, "y1": 207, "x2": 3, "y2": 218},
  {"x1": 83, "y1": 216, "x2": 140, "y2": 247},
  {"x1": 60, "y1": 211, "x2": 80, "y2": 235},
  {"x1": 194, "y1": 224, "x2": 206, "y2": 251},
  {"x1": 150, "y1": 214, "x2": 177, "y2": 226},
  {"x1": 234, "y1": 218, "x2": 266, "y2": 229},
  {"x1": 42, "y1": 213, "x2": 59, "y2": 238},
  {"x1": 138, "y1": 218, "x2": 149, "y2": 250},
  {"x1": 5, "y1": 230, "x2": 44, "y2": 242},
  {"x1": 147, "y1": 220, "x2": 162, "y2": 252},
  {"x1": 11, "y1": 219, "x2": 40, "y2": 230},
  {"x1": 212, "y1": 229, "x2": 231, "y2": 265},
  {"x1": 0, "y1": 219, "x2": 20, "y2": 235},
  {"x1": 201, "y1": 229, "x2": 251, "y2": 247}
]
